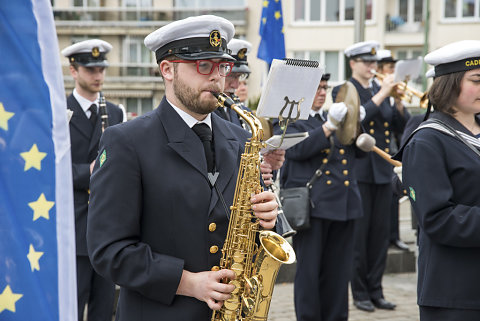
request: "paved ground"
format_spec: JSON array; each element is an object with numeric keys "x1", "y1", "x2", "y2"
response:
[{"x1": 269, "y1": 273, "x2": 419, "y2": 321}]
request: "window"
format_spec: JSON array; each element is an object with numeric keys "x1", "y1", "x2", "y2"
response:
[
  {"x1": 124, "y1": 37, "x2": 153, "y2": 77},
  {"x1": 443, "y1": 0, "x2": 480, "y2": 19},
  {"x1": 294, "y1": 0, "x2": 372, "y2": 23},
  {"x1": 174, "y1": 0, "x2": 246, "y2": 20},
  {"x1": 126, "y1": 98, "x2": 153, "y2": 118},
  {"x1": 123, "y1": 0, "x2": 152, "y2": 20},
  {"x1": 73, "y1": 0, "x2": 99, "y2": 7},
  {"x1": 292, "y1": 50, "x2": 343, "y2": 82}
]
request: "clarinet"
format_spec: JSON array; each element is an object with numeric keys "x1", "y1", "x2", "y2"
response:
[{"x1": 98, "y1": 91, "x2": 109, "y2": 132}]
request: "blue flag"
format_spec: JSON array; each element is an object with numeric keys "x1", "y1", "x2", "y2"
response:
[
  {"x1": 257, "y1": 0, "x2": 286, "y2": 64},
  {"x1": 0, "y1": 1, "x2": 77, "y2": 320}
]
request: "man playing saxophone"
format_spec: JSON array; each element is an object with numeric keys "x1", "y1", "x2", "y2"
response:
[{"x1": 87, "y1": 15, "x2": 279, "y2": 321}]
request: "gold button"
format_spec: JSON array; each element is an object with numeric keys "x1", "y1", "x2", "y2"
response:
[
  {"x1": 324, "y1": 148, "x2": 330, "y2": 154},
  {"x1": 385, "y1": 130, "x2": 390, "y2": 136},
  {"x1": 322, "y1": 158, "x2": 328, "y2": 164},
  {"x1": 210, "y1": 246, "x2": 218, "y2": 254},
  {"x1": 403, "y1": 189, "x2": 408, "y2": 195},
  {"x1": 386, "y1": 139, "x2": 390, "y2": 144},
  {"x1": 325, "y1": 170, "x2": 331, "y2": 175},
  {"x1": 385, "y1": 148, "x2": 390, "y2": 153},
  {"x1": 211, "y1": 266, "x2": 220, "y2": 271},
  {"x1": 344, "y1": 180, "x2": 350, "y2": 187},
  {"x1": 384, "y1": 122, "x2": 389, "y2": 127},
  {"x1": 326, "y1": 180, "x2": 332, "y2": 185},
  {"x1": 88, "y1": 189, "x2": 90, "y2": 194},
  {"x1": 208, "y1": 223, "x2": 216, "y2": 232},
  {"x1": 339, "y1": 149, "x2": 345, "y2": 155},
  {"x1": 369, "y1": 121, "x2": 374, "y2": 126},
  {"x1": 343, "y1": 170, "x2": 348, "y2": 176},
  {"x1": 342, "y1": 159, "x2": 347, "y2": 165},
  {"x1": 369, "y1": 129, "x2": 374, "y2": 134}
]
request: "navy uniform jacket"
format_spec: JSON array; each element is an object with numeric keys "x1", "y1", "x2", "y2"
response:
[
  {"x1": 400, "y1": 111, "x2": 480, "y2": 310},
  {"x1": 67, "y1": 94, "x2": 123, "y2": 255},
  {"x1": 333, "y1": 78, "x2": 410, "y2": 184},
  {"x1": 87, "y1": 98, "x2": 249, "y2": 321},
  {"x1": 275, "y1": 115, "x2": 364, "y2": 221}
]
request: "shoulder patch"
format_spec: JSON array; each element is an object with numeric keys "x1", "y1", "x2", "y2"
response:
[
  {"x1": 409, "y1": 186, "x2": 416, "y2": 202},
  {"x1": 99, "y1": 149, "x2": 107, "y2": 167}
]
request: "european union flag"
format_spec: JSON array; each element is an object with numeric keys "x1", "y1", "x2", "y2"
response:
[
  {"x1": 257, "y1": 0, "x2": 286, "y2": 64},
  {"x1": 0, "y1": 1, "x2": 77, "y2": 320}
]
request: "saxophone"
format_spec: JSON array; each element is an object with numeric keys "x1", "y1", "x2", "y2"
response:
[
  {"x1": 211, "y1": 93, "x2": 296, "y2": 321},
  {"x1": 98, "y1": 91, "x2": 109, "y2": 132}
]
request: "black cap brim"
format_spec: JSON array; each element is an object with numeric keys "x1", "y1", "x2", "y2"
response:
[
  {"x1": 232, "y1": 64, "x2": 251, "y2": 74},
  {"x1": 80, "y1": 60, "x2": 109, "y2": 67},
  {"x1": 175, "y1": 51, "x2": 235, "y2": 61},
  {"x1": 351, "y1": 54, "x2": 378, "y2": 61}
]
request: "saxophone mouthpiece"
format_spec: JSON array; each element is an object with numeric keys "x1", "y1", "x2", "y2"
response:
[{"x1": 210, "y1": 91, "x2": 220, "y2": 98}]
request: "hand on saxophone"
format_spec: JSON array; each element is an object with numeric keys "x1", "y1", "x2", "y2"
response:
[
  {"x1": 176, "y1": 269, "x2": 236, "y2": 311},
  {"x1": 262, "y1": 149, "x2": 285, "y2": 171},
  {"x1": 260, "y1": 162, "x2": 274, "y2": 186},
  {"x1": 324, "y1": 102, "x2": 348, "y2": 131},
  {"x1": 251, "y1": 191, "x2": 278, "y2": 230}
]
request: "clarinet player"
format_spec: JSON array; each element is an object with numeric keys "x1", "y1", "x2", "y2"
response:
[{"x1": 61, "y1": 39, "x2": 124, "y2": 321}]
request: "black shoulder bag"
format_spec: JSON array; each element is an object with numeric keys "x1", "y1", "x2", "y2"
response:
[{"x1": 279, "y1": 136, "x2": 335, "y2": 231}]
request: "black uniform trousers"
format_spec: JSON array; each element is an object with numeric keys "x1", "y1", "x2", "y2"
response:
[
  {"x1": 351, "y1": 182, "x2": 392, "y2": 301},
  {"x1": 77, "y1": 256, "x2": 115, "y2": 321},
  {"x1": 293, "y1": 217, "x2": 355, "y2": 321},
  {"x1": 420, "y1": 306, "x2": 480, "y2": 321}
]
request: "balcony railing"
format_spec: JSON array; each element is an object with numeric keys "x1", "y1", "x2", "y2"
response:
[
  {"x1": 53, "y1": 6, "x2": 247, "y2": 28},
  {"x1": 385, "y1": 15, "x2": 424, "y2": 33}
]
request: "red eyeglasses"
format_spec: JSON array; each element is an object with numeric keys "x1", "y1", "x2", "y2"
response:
[{"x1": 170, "y1": 60, "x2": 234, "y2": 77}]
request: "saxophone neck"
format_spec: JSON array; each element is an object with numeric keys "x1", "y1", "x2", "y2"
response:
[{"x1": 212, "y1": 92, "x2": 263, "y2": 142}]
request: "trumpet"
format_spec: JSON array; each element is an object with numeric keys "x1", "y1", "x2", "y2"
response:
[{"x1": 372, "y1": 70, "x2": 429, "y2": 108}]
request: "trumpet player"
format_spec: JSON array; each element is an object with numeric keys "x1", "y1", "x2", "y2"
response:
[
  {"x1": 334, "y1": 41, "x2": 410, "y2": 313},
  {"x1": 274, "y1": 73, "x2": 365, "y2": 321},
  {"x1": 61, "y1": 39, "x2": 124, "y2": 321}
]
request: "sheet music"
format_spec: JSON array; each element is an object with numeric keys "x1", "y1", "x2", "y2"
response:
[
  {"x1": 394, "y1": 57, "x2": 422, "y2": 82},
  {"x1": 260, "y1": 132, "x2": 309, "y2": 154},
  {"x1": 256, "y1": 59, "x2": 324, "y2": 120}
]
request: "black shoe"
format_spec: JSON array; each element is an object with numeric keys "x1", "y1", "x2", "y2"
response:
[
  {"x1": 391, "y1": 239, "x2": 409, "y2": 251},
  {"x1": 372, "y1": 298, "x2": 396, "y2": 310},
  {"x1": 353, "y1": 300, "x2": 375, "y2": 312}
]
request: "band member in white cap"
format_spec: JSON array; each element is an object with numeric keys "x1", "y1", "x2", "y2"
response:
[
  {"x1": 275, "y1": 73, "x2": 365, "y2": 321},
  {"x1": 61, "y1": 38, "x2": 124, "y2": 321},
  {"x1": 334, "y1": 40, "x2": 410, "y2": 312},
  {"x1": 395, "y1": 40, "x2": 480, "y2": 321},
  {"x1": 86, "y1": 15, "x2": 278, "y2": 320}
]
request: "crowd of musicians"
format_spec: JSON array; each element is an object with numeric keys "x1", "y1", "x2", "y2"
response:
[{"x1": 66, "y1": 13, "x2": 480, "y2": 321}]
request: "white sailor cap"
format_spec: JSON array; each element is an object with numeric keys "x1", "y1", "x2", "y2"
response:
[
  {"x1": 424, "y1": 40, "x2": 480, "y2": 77},
  {"x1": 377, "y1": 49, "x2": 397, "y2": 63},
  {"x1": 425, "y1": 68, "x2": 435, "y2": 78},
  {"x1": 344, "y1": 40, "x2": 380, "y2": 61},
  {"x1": 228, "y1": 39, "x2": 252, "y2": 74},
  {"x1": 61, "y1": 39, "x2": 112, "y2": 67},
  {"x1": 144, "y1": 15, "x2": 235, "y2": 63}
]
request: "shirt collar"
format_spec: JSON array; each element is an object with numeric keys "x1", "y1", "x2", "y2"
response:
[
  {"x1": 73, "y1": 88, "x2": 99, "y2": 114},
  {"x1": 167, "y1": 98, "x2": 212, "y2": 130}
]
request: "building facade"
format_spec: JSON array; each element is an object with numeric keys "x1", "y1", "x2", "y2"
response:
[{"x1": 53, "y1": 0, "x2": 480, "y2": 116}]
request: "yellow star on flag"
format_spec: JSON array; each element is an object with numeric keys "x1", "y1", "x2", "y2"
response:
[
  {"x1": 262, "y1": 17, "x2": 267, "y2": 24},
  {"x1": 275, "y1": 11, "x2": 282, "y2": 20},
  {"x1": 28, "y1": 193, "x2": 54, "y2": 221},
  {"x1": 0, "y1": 102, "x2": 14, "y2": 131},
  {"x1": 263, "y1": 0, "x2": 268, "y2": 7},
  {"x1": 20, "y1": 144, "x2": 47, "y2": 171},
  {"x1": 27, "y1": 244, "x2": 44, "y2": 272},
  {"x1": 0, "y1": 285, "x2": 23, "y2": 313}
]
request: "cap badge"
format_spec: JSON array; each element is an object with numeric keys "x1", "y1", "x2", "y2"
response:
[
  {"x1": 370, "y1": 47, "x2": 377, "y2": 55},
  {"x1": 70, "y1": 57, "x2": 75, "y2": 62},
  {"x1": 238, "y1": 48, "x2": 247, "y2": 59},
  {"x1": 209, "y1": 30, "x2": 222, "y2": 48},
  {"x1": 92, "y1": 47, "x2": 100, "y2": 58}
]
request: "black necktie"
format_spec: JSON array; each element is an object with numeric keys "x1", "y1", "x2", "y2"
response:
[
  {"x1": 314, "y1": 113, "x2": 321, "y2": 121},
  {"x1": 192, "y1": 123, "x2": 214, "y2": 172},
  {"x1": 89, "y1": 104, "x2": 97, "y2": 126}
]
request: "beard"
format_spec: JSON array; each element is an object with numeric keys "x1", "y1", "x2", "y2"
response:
[{"x1": 173, "y1": 72, "x2": 220, "y2": 115}]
